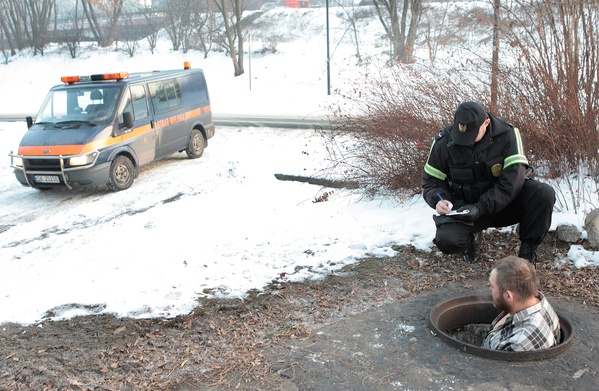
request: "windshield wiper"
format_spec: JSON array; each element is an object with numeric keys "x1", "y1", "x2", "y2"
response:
[
  {"x1": 55, "y1": 120, "x2": 94, "y2": 125},
  {"x1": 34, "y1": 122, "x2": 59, "y2": 128},
  {"x1": 54, "y1": 120, "x2": 97, "y2": 128}
]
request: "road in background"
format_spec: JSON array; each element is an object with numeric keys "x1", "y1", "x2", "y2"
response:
[{"x1": 0, "y1": 113, "x2": 333, "y2": 130}]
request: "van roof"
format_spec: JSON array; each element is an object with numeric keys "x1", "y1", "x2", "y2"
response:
[{"x1": 59, "y1": 66, "x2": 204, "y2": 87}]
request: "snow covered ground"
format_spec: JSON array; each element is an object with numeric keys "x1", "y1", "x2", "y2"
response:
[{"x1": 0, "y1": 7, "x2": 596, "y2": 326}]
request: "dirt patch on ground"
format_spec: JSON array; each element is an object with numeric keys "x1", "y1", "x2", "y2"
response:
[{"x1": 1, "y1": 231, "x2": 598, "y2": 390}]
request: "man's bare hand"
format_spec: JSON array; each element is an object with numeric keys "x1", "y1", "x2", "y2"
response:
[{"x1": 436, "y1": 200, "x2": 453, "y2": 215}]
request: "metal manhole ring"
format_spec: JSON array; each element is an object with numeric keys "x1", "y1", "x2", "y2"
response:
[{"x1": 428, "y1": 294, "x2": 575, "y2": 361}]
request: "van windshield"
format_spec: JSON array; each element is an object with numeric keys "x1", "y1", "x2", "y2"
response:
[{"x1": 36, "y1": 86, "x2": 122, "y2": 126}]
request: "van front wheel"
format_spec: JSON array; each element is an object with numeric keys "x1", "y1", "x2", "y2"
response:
[
  {"x1": 186, "y1": 129, "x2": 205, "y2": 159},
  {"x1": 108, "y1": 155, "x2": 135, "y2": 191}
]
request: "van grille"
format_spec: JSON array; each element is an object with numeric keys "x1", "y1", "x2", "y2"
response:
[
  {"x1": 23, "y1": 157, "x2": 69, "y2": 171},
  {"x1": 24, "y1": 158, "x2": 63, "y2": 171}
]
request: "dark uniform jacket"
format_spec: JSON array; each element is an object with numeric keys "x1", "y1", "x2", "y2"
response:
[{"x1": 422, "y1": 113, "x2": 529, "y2": 216}]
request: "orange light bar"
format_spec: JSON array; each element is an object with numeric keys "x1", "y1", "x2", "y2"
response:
[
  {"x1": 61, "y1": 75, "x2": 80, "y2": 83},
  {"x1": 94, "y1": 72, "x2": 129, "y2": 81},
  {"x1": 184, "y1": 61, "x2": 191, "y2": 69},
  {"x1": 60, "y1": 72, "x2": 129, "y2": 84}
]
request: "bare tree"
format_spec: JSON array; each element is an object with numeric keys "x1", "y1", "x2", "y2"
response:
[
  {"x1": 190, "y1": 1, "x2": 217, "y2": 59},
  {"x1": 0, "y1": 2, "x2": 15, "y2": 57},
  {"x1": 136, "y1": 2, "x2": 166, "y2": 54},
  {"x1": 490, "y1": 0, "x2": 500, "y2": 112},
  {"x1": 25, "y1": 0, "x2": 56, "y2": 55},
  {"x1": 214, "y1": 0, "x2": 244, "y2": 76},
  {"x1": 56, "y1": 0, "x2": 85, "y2": 58},
  {"x1": 80, "y1": 0, "x2": 124, "y2": 47},
  {"x1": 118, "y1": 0, "x2": 166, "y2": 57},
  {"x1": 421, "y1": 1, "x2": 450, "y2": 65},
  {"x1": 161, "y1": 0, "x2": 191, "y2": 51},
  {"x1": 0, "y1": 15, "x2": 10, "y2": 62},
  {"x1": 147, "y1": 0, "x2": 217, "y2": 57},
  {"x1": 120, "y1": 11, "x2": 139, "y2": 57},
  {"x1": 373, "y1": 0, "x2": 423, "y2": 64},
  {"x1": 333, "y1": 1, "x2": 381, "y2": 63},
  {"x1": 0, "y1": 0, "x2": 29, "y2": 52},
  {"x1": 497, "y1": 0, "x2": 599, "y2": 211}
]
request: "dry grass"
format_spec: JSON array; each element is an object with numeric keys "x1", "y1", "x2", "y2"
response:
[{"x1": 1, "y1": 230, "x2": 597, "y2": 390}]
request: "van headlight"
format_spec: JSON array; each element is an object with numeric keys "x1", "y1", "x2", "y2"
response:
[
  {"x1": 69, "y1": 151, "x2": 98, "y2": 166},
  {"x1": 12, "y1": 157, "x2": 23, "y2": 167}
]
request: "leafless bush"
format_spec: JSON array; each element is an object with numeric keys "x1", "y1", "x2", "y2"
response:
[
  {"x1": 250, "y1": 30, "x2": 283, "y2": 54},
  {"x1": 498, "y1": 0, "x2": 599, "y2": 212},
  {"x1": 122, "y1": 38, "x2": 139, "y2": 58},
  {"x1": 248, "y1": 15, "x2": 289, "y2": 54},
  {"x1": 420, "y1": 2, "x2": 493, "y2": 64},
  {"x1": 329, "y1": 1, "x2": 598, "y2": 211},
  {"x1": 325, "y1": 63, "x2": 489, "y2": 198}
]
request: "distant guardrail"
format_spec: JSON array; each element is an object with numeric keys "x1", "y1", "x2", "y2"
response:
[
  {"x1": 214, "y1": 115, "x2": 332, "y2": 129},
  {"x1": 0, "y1": 114, "x2": 35, "y2": 122},
  {"x1": 0, "y1": 113, "x2": 333, "y2": 130}
]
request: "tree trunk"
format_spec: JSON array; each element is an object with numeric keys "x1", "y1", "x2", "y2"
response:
[
  {"x1": 215, "y1": 0, "x2": 244, "y2": 76},
  {"x1": 80, "y1": 0, "x2": 123, "y2": 47},
  {"x1": 26, "y1": 0, "x2": 55, "y2": 56},
  {"x1": 373, "y1": 0, "x2": 422, "y2": 64},
  {"x1": 233, "y1": 0, "x2": 244, "y2": 76},
  {"x1": 490, "y1": 0, "x2": 500, "y2": 112}
]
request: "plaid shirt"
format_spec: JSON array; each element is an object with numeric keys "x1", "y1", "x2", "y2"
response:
[{"x1": 482, "y1": 292, "x2": 560, "y2": 351}]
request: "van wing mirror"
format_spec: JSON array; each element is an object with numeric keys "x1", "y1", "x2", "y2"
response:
[
  {"x1": 26, "y1": 116, "x2": 33, "y2": 129},
  {"x1": 122, "y1": 111, "x2": 134, "y2": 129}
]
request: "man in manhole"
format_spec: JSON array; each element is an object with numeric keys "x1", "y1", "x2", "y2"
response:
[{"x1": 483, "y1": 256, "x2": 560, "y2": 351}]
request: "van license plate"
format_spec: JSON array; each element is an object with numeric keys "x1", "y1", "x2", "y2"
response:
[{"x1": 34, "y1": 175, "x2": 60, "y2": 183}]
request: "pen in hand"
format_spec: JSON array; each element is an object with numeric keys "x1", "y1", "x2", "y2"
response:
[{"x1": 436, "y1": 192, "x2": 453, "y2": 213}]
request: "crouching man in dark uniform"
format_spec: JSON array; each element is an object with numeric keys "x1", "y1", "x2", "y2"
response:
[{"x1": 422, "y1": 102, "x2": 555, "y2": 263}]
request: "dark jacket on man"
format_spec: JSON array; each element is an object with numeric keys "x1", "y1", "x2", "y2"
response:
[{"x1": 423, "y1": 113, "x2": 528, "y2": 216}]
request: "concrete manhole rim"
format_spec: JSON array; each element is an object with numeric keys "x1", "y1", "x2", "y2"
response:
[{"x1": 428, "y1": 294, "x2": 575, "y2": 361}]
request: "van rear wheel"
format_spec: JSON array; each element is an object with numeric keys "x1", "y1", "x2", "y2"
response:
[
  {"x1": 108, "y1": 155, "x2": 135, "y2": 191},
  {"x1": 186, "y1": 129, "x2": 205, "y2": 159}
]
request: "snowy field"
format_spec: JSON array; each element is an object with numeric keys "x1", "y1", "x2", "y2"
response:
[{"x1": 1, "y1": 6, "x2": 597, "y2": 325}]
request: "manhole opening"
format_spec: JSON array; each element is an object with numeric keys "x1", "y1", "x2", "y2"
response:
[
  {"x1": 429, "y1": 294, "x2": 575, "y2": 361},
  {"x1": 447, "y1": 323, "x2": 488, "y2": 346}
]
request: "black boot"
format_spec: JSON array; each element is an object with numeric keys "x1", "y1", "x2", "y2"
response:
[
  {"x1": 462, "y1": 232, "x2": 481, "y2": 263},
  {"x1": 463, "y1": 243, "x2": 477, "y2": 263},
  {"x1": 518, "y1": 242, "x2": 538, "y2": 265}
]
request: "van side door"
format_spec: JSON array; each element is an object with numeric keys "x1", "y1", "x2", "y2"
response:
[
  {"x1": 116, "y1": 85, "x2": 155, "y2": 165},
  {"x1": 148, "y1": 78, "x2": 189, "y2": 158}
]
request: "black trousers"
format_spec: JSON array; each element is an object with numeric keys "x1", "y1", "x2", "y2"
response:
[{"x1": 434, "y1": 179, "x2": 556, "y2": 254}]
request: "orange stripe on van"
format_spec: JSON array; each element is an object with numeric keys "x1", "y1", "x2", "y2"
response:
[
  {"x1": 79, "y1": 133, "x2": 122, "y2": 153},
  {"x1": 187, "y1": 108, "x2": 202, "y2": 118},
  {"x1": 18, "y1": 124, "x2": 155, "y2": 156},
  {"x1": 184, "y1": 105, "x2": 210, "y2": 120},
  {"x1": 153, "y1": 106, "x2": 211, "y2": 130},
  {"x1": 120, "y1": 123, "x2": 154, "y2": 143}
]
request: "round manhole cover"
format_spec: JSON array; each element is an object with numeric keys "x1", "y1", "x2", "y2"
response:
[{"x1": 429, "y1": 294, "x2": 574, "y2": 361}]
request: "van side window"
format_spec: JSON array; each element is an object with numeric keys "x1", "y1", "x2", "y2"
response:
[
  {"x1": 178, "y1": 73, "x2": 209, "y2": 106},
  {"x1": 149, "y1": 79, "x2": 182, "y2": 114},
  {"x1": 130, "y1": 85, "x2": 148, "y2": 119}
]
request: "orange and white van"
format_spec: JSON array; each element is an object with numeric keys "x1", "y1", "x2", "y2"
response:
[{"x1": 9, "y1": 62, "x2": 214, "y2": 191}]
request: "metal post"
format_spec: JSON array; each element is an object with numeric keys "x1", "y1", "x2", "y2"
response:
[
  {"x1": 249, "y1": 33, "x2": 252, "y2": 91},
  {"x1": 326, "y1": 0, "x2": 330, "y2": 95}
]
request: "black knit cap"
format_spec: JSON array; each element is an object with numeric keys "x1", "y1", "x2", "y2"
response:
[{"x1": 450, "y1": 102, "x2": 488, "y2": 146}]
